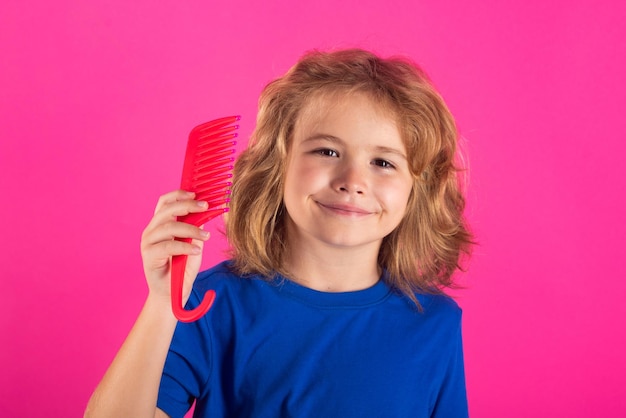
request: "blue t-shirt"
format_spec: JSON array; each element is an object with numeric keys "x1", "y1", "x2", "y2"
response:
[{"x1": 157, "y1": 261, "x2": 468, "y2": 417}]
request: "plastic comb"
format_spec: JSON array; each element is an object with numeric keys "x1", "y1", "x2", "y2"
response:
[{"x1": 171, "y1": 115, "x2": 239, "y2": 322}]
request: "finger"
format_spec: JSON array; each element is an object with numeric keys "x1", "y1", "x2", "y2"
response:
[
  {"x1": 143, "y1": 222, "x2": 210, "y2": 248},
  {"x1": 145, "y1": 239, "x2": 203, "y2": 263},
  {"x1": 154, "y1": 189, "x2": 196, "y2": 214},
  {"x1": 148, "y1": 199, "x2": 209, "y2": 231},
  {"x1": 190, "y1": 228, "x2": 209, "y2": 250}
]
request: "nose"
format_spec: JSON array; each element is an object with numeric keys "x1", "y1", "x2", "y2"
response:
[{"x1": 331, "y1": 162, "x2": 367, "y2": 195}]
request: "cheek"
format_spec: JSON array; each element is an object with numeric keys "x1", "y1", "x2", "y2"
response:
[
  {"x1": 379, "y1": 179, "x2": 413, "y2": 212},
  {"x1": 288, "y1": 161, "x2": 328, "y2": 193},
  {"x1": 284, "y1": 166, "x2": 321, "y2": 214}
]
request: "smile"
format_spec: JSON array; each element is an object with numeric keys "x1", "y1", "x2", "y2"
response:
[{"x1": 316, "y1": 201, "x2": 374, "y2": 217}]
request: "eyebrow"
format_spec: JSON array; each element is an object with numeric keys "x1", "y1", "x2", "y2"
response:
[
  {"x1": 302, "y1": 133, "x2": 342, "y2": 144},
  {"x1": 302, "y1": 133, "x2": 408, "y2": 160}
]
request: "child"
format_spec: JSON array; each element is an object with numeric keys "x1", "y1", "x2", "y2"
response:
[{"x1": 85, "y1": 48, "x2": 473, "y2": 418}]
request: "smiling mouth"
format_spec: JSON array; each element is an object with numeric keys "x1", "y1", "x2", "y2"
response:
[{"x1": 317, "y1": 202, "x2": 373, "y2": 216}]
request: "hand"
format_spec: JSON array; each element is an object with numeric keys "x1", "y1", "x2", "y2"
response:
[{"x1": 140, "y1": 190, "x2": 210, "y2": 303}]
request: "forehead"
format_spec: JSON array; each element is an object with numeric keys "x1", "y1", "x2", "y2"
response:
[
  {"x1": 294, "y1": 90, "x2": 401, "y2": 138},
  {"x1": 299, "y1": 88, "x2": 395, "y2": 119}
]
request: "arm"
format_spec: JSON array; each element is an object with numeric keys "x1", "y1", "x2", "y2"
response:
[
  {"x1": 84, "y1": 190, "x2": 210, "y2": 418},
  {"x1": 431, "y1": 316, "x2": 468, "y2": 418}
]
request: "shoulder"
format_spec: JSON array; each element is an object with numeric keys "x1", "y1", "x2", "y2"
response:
[
  {"x1": 192, "y1": 260, "x2": 251, "y2": 294},
  {"x1": 390, "y1": 291, "x2": 464, "y2": 340},
  {"x1": 384, "y1": 292, "x2": 465, "y2": 364},
  {"x1": 189, "y1": 261, "x2": 276, "y2": 314},
  {"x1": 416, "y1": 292, "x2": 463, "y2": 320},
  {"x1": 195, "y1": 260, "x2": 240, "y2": 281}
]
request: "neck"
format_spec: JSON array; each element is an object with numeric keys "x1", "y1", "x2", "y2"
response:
[{"x1": 283, "y1": 224, "x2": 382, "y2": 293}]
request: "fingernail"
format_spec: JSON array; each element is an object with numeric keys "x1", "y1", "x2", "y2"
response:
[
  {"x1": 200, "y1": 230, "x2": 209, "y2": 238},
  {"x1": 197, "y1": 200, "x2": 208, "y2": 208},
  {"x1": 192, "y1": 246, "x2": 202, "y2": 254}
]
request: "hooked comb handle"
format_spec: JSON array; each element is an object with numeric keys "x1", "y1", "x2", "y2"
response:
[{"x1": 171, "y1": 238, "x2": 216, "y2": 323}]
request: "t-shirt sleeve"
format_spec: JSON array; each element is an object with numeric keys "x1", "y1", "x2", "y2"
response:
[
  {"x1": 157, "y1": 292, "x2": 214, "y2": 418},
  {"x1": 431, "y1": 310, "x2": 469, "y2": 418}
]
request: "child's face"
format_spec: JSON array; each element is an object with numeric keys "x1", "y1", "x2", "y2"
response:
[{"x1": 283, "y1": 91, "x2": 413, "y2": 252}]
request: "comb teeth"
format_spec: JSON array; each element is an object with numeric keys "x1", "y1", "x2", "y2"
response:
[
  {"x1": 193, "y1": 164, "x2": 233, "y2": 181},
  {"x1": 196, "y1": 140, "x2": 237, "y2": 156},
  {"x1": 196, "y1": 129, "x2": 238, "y2": 143},
  {"x1": 194, "y1": 172, "x2": 233, "y2": 187},
  {"x1": 194, "y1": 187, "x2": 231, "y2": 205},
  {"x1": 198, "y1": 188, "x2": 231, "y2": 202},
  {"x1": 195, "y1": 121, "x2": 239, "y2": 137},
  {"x1": 195, "y1": 186, "x2": 231, "y2": 202},
  {"x1": 195, "y1": 115, "x2": 240, "y2": 130},
  {"x1": 196, "y1": 148, "x2": 236, "y2": 162},
  {"x1": 179, "y1": 116, "x2": 239, "y2": 226},
  {"x1": 194, "y1": 180, "x2": 232, "y2": 196},
  {"x1": 194, "y1": 155, "x2": 235, "y2": 172}
]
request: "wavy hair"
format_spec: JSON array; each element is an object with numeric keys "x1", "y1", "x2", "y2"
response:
[{"x1": 226, "y1": 48, "x2": 473, "y2": 300}]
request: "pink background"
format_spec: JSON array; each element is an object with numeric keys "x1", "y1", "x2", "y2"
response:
[{"x1": 2, "y1": 1, "x2": 625, "y2": 416}]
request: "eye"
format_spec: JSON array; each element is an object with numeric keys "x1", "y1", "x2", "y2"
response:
[
  {"x1": 373, "y1": 159, "x2": 395, "y2": 169},
  {"x1": 314, "y1": 148, "x2": 339, "y2": 157}
]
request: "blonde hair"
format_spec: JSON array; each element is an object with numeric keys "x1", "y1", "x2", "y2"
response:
[{"x1": 226, "y1": 48, "x2": 473, "y2": 300}]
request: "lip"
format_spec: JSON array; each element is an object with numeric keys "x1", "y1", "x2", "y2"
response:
[{"x1": 316, "y1": 201, "x2": 374, "y2": 216}]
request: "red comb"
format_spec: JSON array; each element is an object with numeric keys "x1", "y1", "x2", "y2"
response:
[{"x1": 171, "y1": 116, "x2": 239, "y2": 322}]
